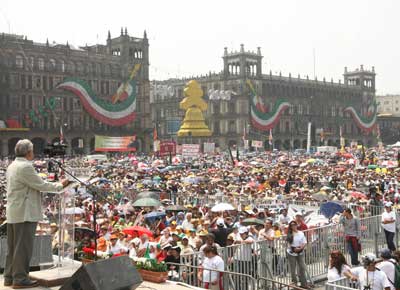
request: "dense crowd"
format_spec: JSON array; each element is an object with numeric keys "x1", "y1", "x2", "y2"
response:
[{"x1": 1, "y1": 146, "x2": 400, "y2": 289}]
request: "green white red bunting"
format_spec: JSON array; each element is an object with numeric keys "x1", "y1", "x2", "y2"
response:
[{"x1": 57, "y1": 78, "x2": 136, "y2": 126}]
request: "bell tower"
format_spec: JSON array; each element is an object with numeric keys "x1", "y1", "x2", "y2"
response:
[
  {"x1": 343, "y1": 65, "x2": 375, "y2": 93},
  {"x1": 223, "y1": 44, "x2": 263, "y2": 78}
]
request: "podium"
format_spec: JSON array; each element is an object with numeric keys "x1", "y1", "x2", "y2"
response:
[{"x1": 30, "y1": 182, "x2": 82, "y2": 287}]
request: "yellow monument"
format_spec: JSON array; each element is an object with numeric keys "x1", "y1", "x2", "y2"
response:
[{"x1": 177, "y1": 80, "x2": 212, "y2": 137}]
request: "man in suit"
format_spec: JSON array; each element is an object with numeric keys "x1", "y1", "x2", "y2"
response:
[{"x1": 4, "y1": 139, "x2": 68, "y2": 288}]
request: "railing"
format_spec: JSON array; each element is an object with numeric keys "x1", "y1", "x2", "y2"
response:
[
  {"x1": 325, "y1": 277, "x2": 358, "y2": 290},
  {"x1": 257, "y1": 277, "x2": 305, "y2": 290},
  {"x1": 166, "y1": 262, "x2": 257, "y2": 290},
  {"x1": 166, "y1": 262, "x2": 304, "y2": 290},
  {"x1": 180, "y1": 214, "x2": 397, "y2": 286}
]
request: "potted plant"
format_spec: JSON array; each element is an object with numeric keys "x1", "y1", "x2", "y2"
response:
[{"x1": 135, "y1": 259, "x2": 168, "y2": 283}]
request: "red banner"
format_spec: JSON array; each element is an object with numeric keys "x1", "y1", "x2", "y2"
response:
[{"x1": 159, "y1": 141, "x2": 176, "y2": 157}]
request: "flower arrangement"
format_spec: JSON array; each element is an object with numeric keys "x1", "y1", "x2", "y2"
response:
[
  {"x1": 82, "y1": 247, "x2": 95, "y2": 259},
  {"x1": 135, "y1": 258, "x2": 167, "y2": 272},
  {"x1": 134, "y1": 258, "x2": 168, "y2": 283}
]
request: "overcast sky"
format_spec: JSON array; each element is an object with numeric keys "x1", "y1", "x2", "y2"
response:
[{"x1": 1, "y1": 0, "x2": 399, "y2": 94}]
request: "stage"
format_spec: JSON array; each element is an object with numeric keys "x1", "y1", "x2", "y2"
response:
[{"x1": 0, "y1": 275, "x2": 204, "y2": 290}]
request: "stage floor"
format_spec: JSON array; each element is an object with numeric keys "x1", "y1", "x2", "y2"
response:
[{"x1": 0, "y1": 275, "x2": 204, "y2": 290}]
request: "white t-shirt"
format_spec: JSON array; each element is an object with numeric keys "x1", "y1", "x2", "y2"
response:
[
  {"x1": 382, "y1": 211, "x2": 396, "y2": 233},
  {"x1": 327, "y1": 264, "x2": 351, "y2": 282},
  {"x1": 258, "y1": 228, "x2": 275, "y2": 246},
  {"x1": 351, "y1": 268, "x2": 391, "y2": 290},
  {"x1": 279, "y1": 214, "x2": 291, "y2": 225},
  {"x1": 138, "y1": 240, "x2": 149, "y2": 251},
  {"x1": 181, "y1": 220, "x2": 194, "y2": 231},
  {"x1": 377, "y1": 260, "x2": 396, "y2": 290},
  {"x1": 202, "y1": 255, "x2": 224, "y2": 283},
  {"x1": 109, "y1": 243, "x2": 128, "y2": 255},
  {"x1": 159, "y1": 235, "x2": 173, "y2": 247},
  {"x1": 287, "y1": 231, "x2": 307, "y2": 256}
]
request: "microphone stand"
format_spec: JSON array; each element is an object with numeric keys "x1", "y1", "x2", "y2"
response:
[{"x1": 50, "y1": 159, "x2": 102, "y2": 261}]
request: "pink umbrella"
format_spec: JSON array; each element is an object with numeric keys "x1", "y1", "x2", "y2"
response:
[
  {"x1": 137, "y1": 162, "x2": 149, "y2": 171},
  {"x1": 152, "y1": 159, "x2": 164, "y2": 167},
  {"x1": 350, "y1": 191, "x2": 367, "y2": 199},
  {"x1": 247, "y1": 181, "x2": 256, "y2": 188}
]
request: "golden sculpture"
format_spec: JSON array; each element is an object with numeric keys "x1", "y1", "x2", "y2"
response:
[{"x1": 177, "y1": 80, "x2": 212, "y2": 137}]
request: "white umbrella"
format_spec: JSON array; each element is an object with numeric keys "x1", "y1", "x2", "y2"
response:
[
  {"x1": 389, "y1": 141, "x2": 400, "y2": 148},
  {"x1": 211, "y1": 203, "x2": 235, "y2": 212},
  {"x1": 64, "y1": 207, "x2": 85, "y2": 215}
]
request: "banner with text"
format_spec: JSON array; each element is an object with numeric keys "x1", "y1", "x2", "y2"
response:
[
  {"x1": 203, "y1": 142, "x2": 215, "y2": 154},
  {"x1": 95, "y1": 135, "x2": 137, "y2": 152},
  {"x1": 182, "y1": 144, "x2": 200, "y2": 158},
  {"x1": 159, "y1": 141, "x2": 176, "y2": 157},
  {"x1": 251, "y1": 140, "x2": 263, "y2": 148}
]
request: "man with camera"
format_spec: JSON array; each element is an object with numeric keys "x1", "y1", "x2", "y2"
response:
[
  {"x1": 4, "y1": 139, "x2": 68, "y2": 288},
  {"x1": 351, "y1": 253, "x2": 391, "y2": 290}
]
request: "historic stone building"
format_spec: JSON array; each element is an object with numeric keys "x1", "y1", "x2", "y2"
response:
[
  {"x1": 151, "y1": 45, "x2": 377, "y2": 150},
  {"x1": 0, "y1": 28, "x2": 151, "y2": 157},
  {"x1": 376, "y1": 94, "x2": 400, "y2": 117}
]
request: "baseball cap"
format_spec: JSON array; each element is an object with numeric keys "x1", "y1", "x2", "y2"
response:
[
  {"x1": 362, "y1": 253, "x2": 377, "y2": 266},
  {"x1": 239, "y1": 227, "x2": 248, "y2": 234},
  {"x1": 216, "y1": 218, "x2": 225, "y2": 227}
]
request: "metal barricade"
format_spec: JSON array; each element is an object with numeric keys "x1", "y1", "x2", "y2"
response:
[
  {"x1": 180, "y1": 214, "x2": 397, "y2": 286},
  {"x1": 325, "y1": 277, "x2": 358, "y2": 290},
  {"x1": 257, "y1": 277, "x2": 305, "y2": 290},
  {"x1": 166, "y1": 262, "x2": 257, "y2": 290}
]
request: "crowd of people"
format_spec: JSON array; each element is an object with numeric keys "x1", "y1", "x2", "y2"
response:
[{"x1": 1, "y1": 144, "x2": 400, "y2": 289}]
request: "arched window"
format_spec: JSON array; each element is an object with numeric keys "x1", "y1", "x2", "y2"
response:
[
  {"x1": 28, "y1": 57, "x2": 34, "y2": 69},
  {"x1": 16, "y1": 55, "x2": 24, "y2": 69},
  {"x1": 49, "y1": 59, "x2": 56, "y2": 70},
  {"x1": 38, "y1": 58, "x2": 45, "y2": 70},
  {"x1": 59, "y1": 60, "x2": 65, "y2": 72}
]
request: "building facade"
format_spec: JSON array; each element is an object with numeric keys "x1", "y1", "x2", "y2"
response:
[
  {"x1": 151, "y1": 45, "x2": 377, "y2": 150},
  {"x1": 377, "y1": 95, "x2": 400, "y2": 117},
  {"x1": 0, "y1": 28, "x2": 151, "y2": 157}
]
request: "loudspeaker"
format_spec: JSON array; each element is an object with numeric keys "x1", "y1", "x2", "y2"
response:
[{"x1": 60, "y1": 256, "x2": 142, "y2": 290}]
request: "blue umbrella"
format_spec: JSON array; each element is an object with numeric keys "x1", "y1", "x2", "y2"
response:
[
  {"x1": 320, "y1": 201, "x2": 344, "y2": 219},
  {"x1": 144, "y1": 211, "x2": 166, "y2": 222}
]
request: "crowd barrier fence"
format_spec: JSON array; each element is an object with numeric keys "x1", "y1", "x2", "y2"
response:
[
  {"x1": 325, "y1": 277, "x2": 359, "y2": 290},
  {"x1": 166, "y1": 262, "x2": 304, "y2": 290},
  {"x1": 180, "y1": 214, "x2": 398, "y2": 286}
]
